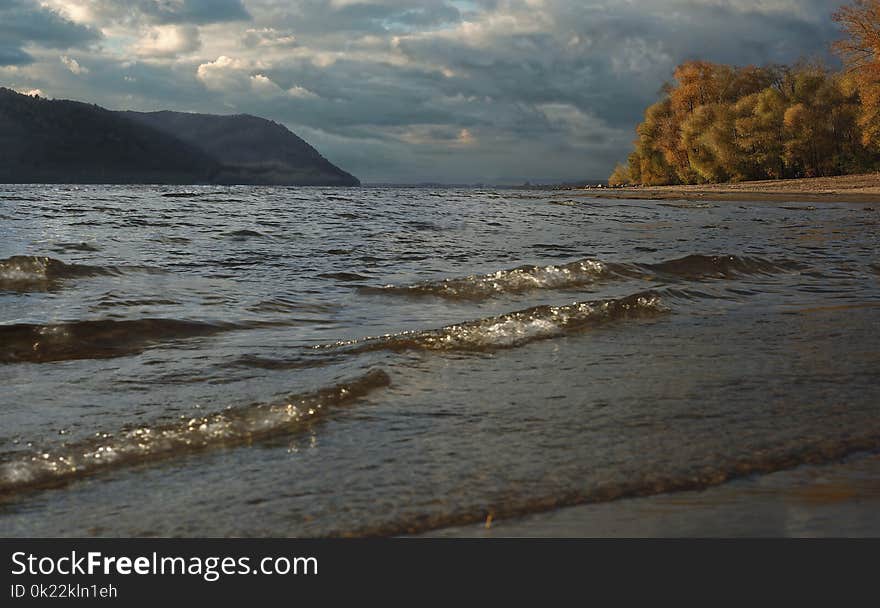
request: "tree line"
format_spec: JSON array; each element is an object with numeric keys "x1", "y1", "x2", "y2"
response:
[{"x1": 609, "y1": 0, "x2": 880, "y2": 186}]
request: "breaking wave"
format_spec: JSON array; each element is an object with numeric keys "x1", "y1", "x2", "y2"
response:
[
  {"x1": 319, "y1": 291, "x2": 666, "y2": 354},
  {"x1": 364, "y1": 259, "x2": 613, "y2": 300},
  {"x1": 362, "y1": 254, "x2": 800, "y2": 300},
  {"x1": 0, "y1": 370, "x2": 391, "y2": 496},
  {"x1": 0, "y1": 255, "x2": 120, "y2": 291}
]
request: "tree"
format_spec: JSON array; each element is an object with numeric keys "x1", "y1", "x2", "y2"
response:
[
  {"x1": 634, "y1": 98, "x2": 678, "y2": 185},
  {"x1": 834, "y1": 0, "x2": 880, "y2": 150},
  {"x1": 734, "y1": 88, "x2": 787, "y2": 179},
  {"x1": 607, "y1": 12, "x2": 879, "y2": 187},
  {"x1": 626, "y1": 151, "x2": 642, "y2": 184},
  {"x1": 608, "y1": 163, "x2": 631, "y2": 186},
  {"x1": 681, "y1": 103, "x2": 736, "y2": 182}
]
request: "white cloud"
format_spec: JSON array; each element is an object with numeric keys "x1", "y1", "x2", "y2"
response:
[
  {"x1": 242, "y1": 28, "x2": 296, "y2": 48},
  {"x1": 40, "y1": 0, "x2": 96, "y2": 24},
  {"x1": 135, "y1": 25, "x2": 201, "y2": 57},
  {"x1": 249, "y1": 73, "x2": 283, "y2": 96},
  {"x1": 287, "y1": 84, "x2": 318, "y2": 99},
  {"x1": 196, "y1": 55, "x2": 250, "y2": 90},
  {"x1": 60, "y1": 55, "x2": 88, "y2": 74},
  {"x1": 198, "y1": 58, "x2": 319, "y2": 99},
  {"x1": 16, "y1": 87, "x2": 45, "y2": 97}
]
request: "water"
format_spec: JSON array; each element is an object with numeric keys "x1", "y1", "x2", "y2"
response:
[{"x1": 0, "y1": 184, "x2": 878, "y2": 536}]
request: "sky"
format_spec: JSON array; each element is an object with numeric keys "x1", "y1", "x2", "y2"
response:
[{"x1": 0, "y1": 0, "x2": 851, "y2": 184}]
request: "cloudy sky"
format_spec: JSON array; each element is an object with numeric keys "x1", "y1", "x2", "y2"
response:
[{"x1": 0, "y1": 0, "x2": 849, "y2": 183}]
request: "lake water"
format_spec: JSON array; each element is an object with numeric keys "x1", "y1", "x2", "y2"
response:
[{"x1": 0, "y1": 185, "x2": 878, "y2": 536}]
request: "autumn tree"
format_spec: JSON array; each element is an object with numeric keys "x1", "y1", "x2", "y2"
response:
[
  {"x1": 607, "y1": 5, "x2": 880, "y2": 186},
  {"x1": 734, "y1": 88, "x2": 787, "y2": 179},
  {"x1": 608, "y1": 163, "x2": 630, "y2": 186},
  {"x1": 633, "y1": 97, "x2": 678, "y2": 185},
  {"x1": 778, "y1": 67, "x2": 863, "y2": 177},
  {"x1": 834, "y1": 0, "x2": 880, "y2": 150}
]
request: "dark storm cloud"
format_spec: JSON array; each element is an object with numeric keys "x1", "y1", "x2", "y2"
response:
[
  {"x1": 0, "y1": 46, "x2": 33, "y2": 67},
  {"x1": 395, "y1": 0, "x2": 843, "y2": 132},
  {"x1": 252, "y1": 1, "x2": 462, "y2": 34},
  {"x1": 145, "y1": 0, "x2": 251, "y2": 24},
  {"x1": 0, "y1": 0, "x2": 100, "y2": 66},
  {"x1": 84, "y1": 0, "x2": 251, "y2": 25}
]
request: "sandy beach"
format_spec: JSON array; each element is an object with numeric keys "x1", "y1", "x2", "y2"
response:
[{"x1": 584, "y1": 173, "x2": 880, "y2": 204}]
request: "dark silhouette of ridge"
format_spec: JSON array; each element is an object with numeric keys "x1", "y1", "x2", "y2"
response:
[
  {"x1": 121, "y1": 110, "x2": 359, "y2": 186},
  {"x1": 0, "y1": 88, "x2": 359, "y2": 186},
  {"x1": 0, "y1": 88, "x2": 219, "y2": 184}
]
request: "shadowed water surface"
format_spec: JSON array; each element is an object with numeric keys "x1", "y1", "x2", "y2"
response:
[{"x1": 0, "y1": 185, "x2": 878, "y2": 536}]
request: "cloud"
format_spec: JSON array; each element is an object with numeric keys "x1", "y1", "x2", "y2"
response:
[
  {"x1": 251, "y1": 74, "x2": 318, "y2": 100},
  {"x1": 242, "y1": 28, "x2": 297, "y2": 49},
  {"x1": 0, "y1": 0, "x2": 100, "y2": 66},
  {"x1": 198, "y1": 59, "x2": 319, "y2": 101},
  {"x1": 287, "y1": 84, "x2": 318, "y2": 99},
  {"x1": 15, "y1": 87, "x2": 44, "y2": 97},
  {"x1": 138, "y1": 0, "x2": 251, "y2": 25},
  {"x1": 60, "y1": 55, "x2": 88, "y2": 74},
  {"x1": 196, "y1": 55, "x2": 251, "y2": 91},
  {"x1": 45, "y1": 0, "x2": 251, "y2": 26},
  {"x1": 0, "y1": 46, "x2": 33, "y2": 67},
  {"x1": 249, "y1": 73, "x2": 283, "y2": 96},
  {"x1": 135, "y1": 24, "x2": 201, "y2": 57}
]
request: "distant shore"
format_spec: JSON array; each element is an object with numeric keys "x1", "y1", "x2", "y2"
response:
[{"x1": 580, "y1": 173, "x2": 880, "y2": 204}]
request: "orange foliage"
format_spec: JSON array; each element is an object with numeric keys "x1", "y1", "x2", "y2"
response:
[{"x1": 834, "y1": 0, "x2": 880, "y2": 149}]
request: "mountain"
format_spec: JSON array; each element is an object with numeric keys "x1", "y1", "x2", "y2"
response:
[
  {"x1": 0, "y1": 88, "x2": 219, "y2": 184},
  {"x1": 121, "y1": 111, "x2": 359, "y2": 186},
  {"x1": 0, "y1": 88, "x2": 359, "y2": 186}
]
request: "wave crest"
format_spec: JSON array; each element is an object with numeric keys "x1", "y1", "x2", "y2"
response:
[
  {"x1": 321, "y1": 292, "x2": 666, "y2": 354},
  {"x1": 0, "y1": 369, "x2": 391, "y2": 496},
  {"x1": 0, "y1": 256, "x2": 117, "y2": 291},
  {"x1": 362, "y1": 254, "x2": 800, "y2": 301},
  {"x1": 0, "y1": 319, "x2": 234, "y2": 364},
  {"x1": 364, "y1": 259, "x2": 611, "y2": 300}
]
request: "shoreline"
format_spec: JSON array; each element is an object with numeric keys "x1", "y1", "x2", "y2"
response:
[
  {"x1": 577, "y1": 172, "x2": 880, "y2": 204},
  {"x1": 423, "y1": 452, "x2": 880, "y2": 538}
]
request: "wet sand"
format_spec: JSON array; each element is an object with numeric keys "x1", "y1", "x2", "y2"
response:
[
  {"x1": 585, "y1": 173, "x2": 880, "y2": 204},
  {"x1": 425, "y1": 453, "x2": 880, "y2": 537}
]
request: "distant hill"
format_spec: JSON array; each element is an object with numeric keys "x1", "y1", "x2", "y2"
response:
[
  {"x1": 0, "y1": 88, "x2": 359, "y2": 186},
  {"x1": 121, "y1": 111, "x2": 359, "y2": 186},
  {"x1": 0, "y1": 88, "x2": 220, "y2": 184}
]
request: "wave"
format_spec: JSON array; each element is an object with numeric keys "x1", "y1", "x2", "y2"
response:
[
  {"x1": 0, "y1": 370, "x2": 391, "y2": 496},
  {"x1": 0, "y1": 255, "x2": 119, "y2": 291},
  {"x1": 362, "y1": 259, "x2": 614, "y2": 300},
  {"x1": 50, "y1": 242, "x2": 101, "y2": 253},
  {"x1": 161, "y1": 192, "x2": 224, "y2": 198},
  {"x1": 642, "y1": 254, "x2": 801, "y2": 280},
  {"x1": 319, "y1": 272, "x2": 371, "y2": 282},
  {"x1": 223, "y1": 229, "x2": 270, "y2": 240},
  {"x1": 363, "y1": 254, "x2": 800, "y2": 300},
  {"x1": 0, "y1": 318, "x2": 240, "y2": 364},
  {"x1": 318, "y1": 291, "x2": 666, "y2": 355}
]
